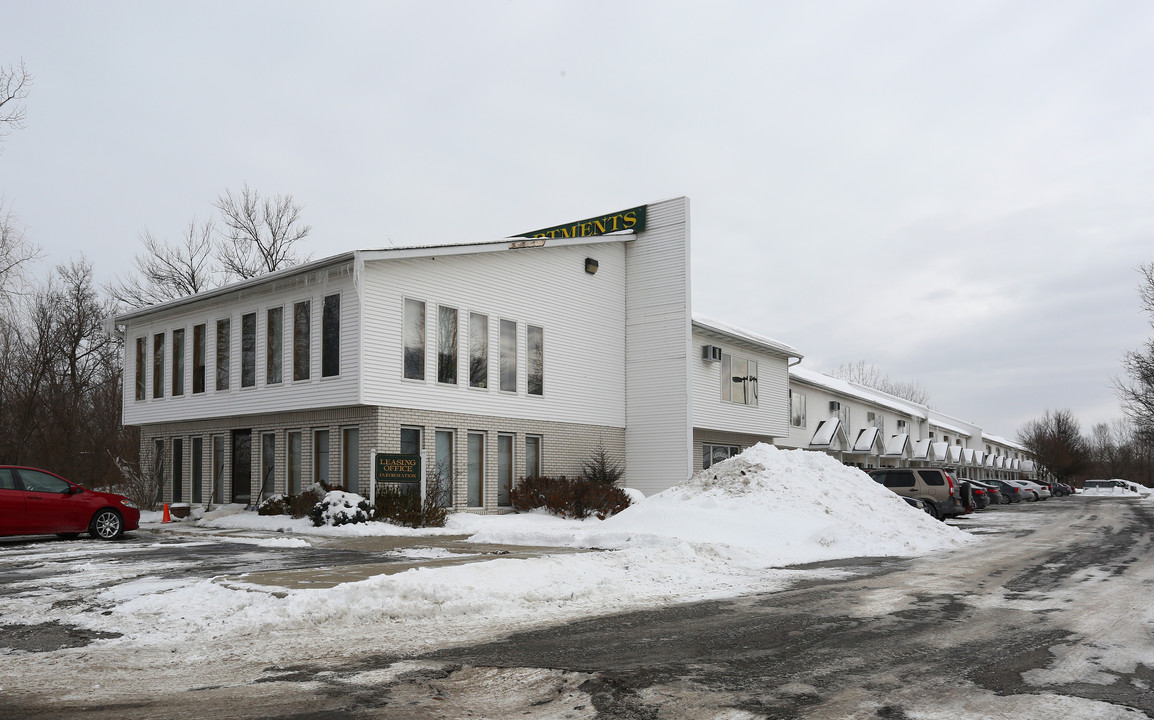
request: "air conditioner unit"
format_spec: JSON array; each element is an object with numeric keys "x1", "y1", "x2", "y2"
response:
[
  {"x1": 702, "y1": 345, "x2": 722, "y2": 362},
  {"x1": 829, "y1": 401, "x2": 841, "y2": 412}
]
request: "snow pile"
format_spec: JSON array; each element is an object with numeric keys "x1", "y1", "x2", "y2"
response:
[{"x1": 471, "y1": 443, "x2": 971, "y2": 564}]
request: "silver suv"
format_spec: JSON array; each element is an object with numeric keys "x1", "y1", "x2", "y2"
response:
[{"x1": 868, "y1": 467, "x2": 968, "y2": 520}]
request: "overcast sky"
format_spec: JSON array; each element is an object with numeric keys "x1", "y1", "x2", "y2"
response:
[{"x1": 3, "y1": 1, "x2": 1152, "y2": 440}]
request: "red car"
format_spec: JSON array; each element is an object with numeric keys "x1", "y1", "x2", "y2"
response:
[{"x1": 0, "y1": 466, "x2": 140, "y2": 540}]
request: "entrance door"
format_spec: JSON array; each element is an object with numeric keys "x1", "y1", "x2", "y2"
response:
[{"x1": 232, "y1": 430, "x2": 251, "y2": 505}]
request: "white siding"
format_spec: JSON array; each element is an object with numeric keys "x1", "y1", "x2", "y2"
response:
[
  {"x1": 691, "y1": 329, "x2": 790, "y2": 438},
  {"x1": 358, "y1": 241, "x2": 628, "y2": 428},
  {"x1": 624, "y1": 197, "x2": 693, "y2": 496},
  {"x1": 122, "y1": 266, "x2": 360, "y2": 426}
]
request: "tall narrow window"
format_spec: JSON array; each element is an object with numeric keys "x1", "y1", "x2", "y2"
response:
[
  {"x1": 267, "y1": 307, "x2": 283, "y2": 385},
  {"x1": 153, "y1": 438, "x2": 166, "y2": 506},
  {"x1": 192, "y1": 324, "x2": 206, "y2": 394},
  {"x1": 342, "y1": 427, "x2": 360, "y2": 492},
  {"x1": 469, "y1": 313, "x2": 488, "y2": 388},
  {"x1": 293, "y1": 301, "x2": 310, "y2": 381},
  {"x1": 525, "y1": 436, "x2": 541, "y2": 479},
  {"x1": 172, "y1": 328, "x2": 185, "y2": 396},
  {"x1": 135, "y1": 337, "x2": 146, "y2": 401},
  {"x1": 438, "y1": 306, "x2": 458, "y2": 385},
  {"x1": 314, "y1": 430, "x2": 330, "y2": 484},
  {"x1": 400, "y1": 427, "x2": 421, "y2": 455},
  {"x1": 434, "y1": 430, "x2": 453, "y2": 508},
  {"x1": 211, "y1": 435, "x2": 226, "y2": 504},
  {"x1": 241, "y1": 312, "x2": 256, "y2": 387},
  {"x1": 790, "y1": 390, "x2": 806, "y2": 427},
  {"x1": 153, "y1": 333, "x2": 165, "y2": 399},
  {"x1": 260, "y1": 433, "x2": 276, "y2": 502},
  {"x1": 527, "y1": 325, "x2": 543, "y2": 396},
  {"x1": 497, "y1": 434, "x2": 513, "y2": 507},
  {"x1": 191, "y1": 436, "x2": 203, "y2": 504},
  {"x1": 467, "y1": 432, "x2": 484, "y2": 507},
  {"x1": 287, "y1": 431, "x2": 302, "y2": 495},
  {"x1": 500, "y1": 319, "x2": 517, "y2": 392},
  {"x1": 172, "y1": 438, "x2": 184, "y2": 502},
  {"x1": 721, "y1": 352, "x2": 757, "y2": 406},
  {"x1": 216, "y1": 318, "x2": 231, "y2": 391},
  {"x1": 322, "y1": 294, "x2": 340, "y2": 377},
  {"x1": 403, "y1": 298, "x2": 425, "y2": 380}
]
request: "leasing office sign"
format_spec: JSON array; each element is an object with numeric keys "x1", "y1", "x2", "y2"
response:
[
  {"x1": 374, "y1": 453, "x2": 421, "y2": 484},
  {"x1": 514, "y1": 205, "x2": 647, "y2": 239}
]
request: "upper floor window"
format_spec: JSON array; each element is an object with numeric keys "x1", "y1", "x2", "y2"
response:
[
  {"x1": 838, "y1": 405, "x2": 851, "y2": 434},
  {"x1": 790, "y1": 390, "x2": 805, "y2": 427},
  {"x1": 868, "y1": 411, "x2": 884, "y2": 434},
  {"x1": 499, "y1": 319, "x2": 517, "y2": 392},
  {"x1": 192, "y1": 324, "x2": 206, "y2": 394},
  {"x1": 322, "y1": 294, "x2": 340, "y2": 377},
  {"x1": 438, "y1": 305, "x2": 458, "y2": 385},
  {"x1": 152, "y1": 333, "x2": 165, "y2": 399},
  {"x1": 527, "y1": 325, "x2": 543, "y2": 396},
  {"x1": 267, "y1": 306, "x2": 283, "y2": 385},
  {"x1": 171, "y1": 328, "x2": 185, "y2": 396},
  {"x1": 403, "y1": 298, "x2": 425, "y2": 380},
  {"x1": 241, "y1": 312, "x2": 256, "y2": 388},
  {"x1": 135, "y1": 337, "x2": 146, "y2": 401},
  {"x1": 293, "y1": 301, "x2": 310, "y2": 381},
  {"x1": 216, "y1": 318, "x2": 231, "y2": 391},
  {"x1": 469, "y1": 312, "x2": 488, "y2": 388},
  {"x1": 721, "y1": 352, "x2": 757, "y2": 406},
  {"x1": 896, "y1": 419, "x2": 907, "y2": 434}
]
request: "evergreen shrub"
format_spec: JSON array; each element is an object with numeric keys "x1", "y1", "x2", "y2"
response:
[
  {"x1": 510, "y1": 475, "x2": 631, "y2": 520},
  {"x1": 373, "y1": 485, "x2": 449, "y2": 528}
]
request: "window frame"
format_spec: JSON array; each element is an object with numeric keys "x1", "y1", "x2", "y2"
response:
[
  {"x1": 192, "y1": 323, "x2": 206, "y2": 394},
  {"x1": 241, "y1": 311, "x2": 257, "y2": 388},
  {"x1": 266, "y1": 305, "x2": 283, "y2": 385},
  {"x1": 171, "y1": 327, "x2": 185, "y2": 397},
  {"x1": 216, "y1": 318, "x2": 231, "y2": 392},
  {"x1": 403, "y1": 297, "x2": 426, "y2": 381},
  {"x1": 153, "y1": 333, "x2": 165, "y2": 399},
  {"x1": 437, "y1": 305, "x2": 458, "y2": 386},
  {"x1": 135, "y1": 336, "x2": 146, "y2": 401},
  {"x1": 720, "y1": 351, "x2": 757, "y2": 407},
  {"x1": 293, "y1": 300, "x2": 310, "y2": 382},
  {"x1": 527, "y1": 325, "x2": 543, "y2": 396},
  {"x1": 789, "y1": 390, "x2": 806, "y2": 428},
  {"x1": 469, "y1": 312, "x2": 488, "y2": 389},
  {"x1": 499, "y1": 318, "x2": 517, "y2": 393},
  {"x1": 322, "y1": 293, "x2": 341, "y2": 378}
]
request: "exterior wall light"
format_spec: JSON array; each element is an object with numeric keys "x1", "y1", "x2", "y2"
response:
[{"x1": 585, "y1": 258, "x2": 599, "y2": 275}]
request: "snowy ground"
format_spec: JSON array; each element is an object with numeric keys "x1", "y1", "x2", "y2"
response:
[{"x1": 2, "y1": 445, "x2": 1152, "y2": 719}]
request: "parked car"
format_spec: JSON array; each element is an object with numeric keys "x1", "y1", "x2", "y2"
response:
[
  {"x1": 969, "y1": 484, "x2": 991, "y2": 510},
  {"x1": 1012, "y1": 480, "x2": 1050, "y2": 501},
  {"x1": 902, "y1": 496, "x2": 934, "y2": 516},
  {"x1": 985, "y1": 479, "x2": 1024, "y2": 503},
  {"x1": 868, "y1": 467, "x2": 967, "y2": 520},
  {"x1": 0, "y1": 466, "x2": 139, "y2": 540},
  {"x1": 966, "y1": 479, "x2": 1005, "y2": 505}
]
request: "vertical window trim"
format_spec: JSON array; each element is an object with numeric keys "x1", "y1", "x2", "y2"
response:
[{"x1": 322, "y1": 293, "x2": 341, "y2": 378}]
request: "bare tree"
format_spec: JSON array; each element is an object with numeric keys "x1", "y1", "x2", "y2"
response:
[
  {"x1": 0, "y1": 201, "x2": 41, "y2": 308},
  {"x1": 833, "y1": 360, "x2": 931, "y2": 405},
  {"x1": 1017, "y1": 409, "x2": 1090, "y2": 483},
  {"x1": 107, "y1": 218, "x2": 218, "y2": 310},
  {"x1": 214, "y1": 184, "x2": 311, "y2": 280},
  {"x1": 0, "y1": 59, "x2": 32, "y2": 150},
  {"x1": 1116, "y1": 262, "x2": 1154, "y2": 441}
]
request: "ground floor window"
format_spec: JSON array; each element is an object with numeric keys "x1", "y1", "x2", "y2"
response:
[
  {"x1": 314, "y1": 430, "x2": 330, "y2": 485},
  {"x1": 467, "y1": 432, "x2": 484, "y2": 507},
  {"x1": 192, "y1": 437, "x2": 203, "y2": 504},
  {"x1": 703, "y1": 443, "x2": 740, "y2": 469},
  {"x1": 172, "y1": 438, "x2": 184, "y2": 503},
  {"x1": 261, "y1": 432, "x2": 276, "y2": 502},
  {"x1": 434, "y1": 430, "x2": 453, "y2": 508},
  {"x1": 287, "y1": 431, "x2": 301, "y2": 495},
  {"x1": 498, "y1": 434, "x2": 514, "y2": 507},
  {"x1": 525, "y1": 435, "x2": 541, "y2": 479},
  {"x1": 211, "y1": 435, "x2": 226, "y2": 504},
  {"x1": 343, "y1": 427, "x2": 360, "y2": 493},
  {"x1": 153, "y1": 439, "x2": 165, "y2": 505}
]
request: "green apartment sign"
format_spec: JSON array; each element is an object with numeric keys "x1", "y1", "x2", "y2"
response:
[
  {"x1": 514, "y1": 205, "x2": 647, "y2": 239},
  {"x1": 374, "y1": 453, "x2": 421, "y2": 484}
]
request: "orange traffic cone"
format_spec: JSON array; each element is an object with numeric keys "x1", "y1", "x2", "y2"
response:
[{"x1": 162, "y1": 503, "x2": 171, "y2": 523}]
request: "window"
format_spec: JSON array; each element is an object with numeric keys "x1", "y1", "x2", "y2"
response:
[
  {"x1": 403, "y1": 298, "x2": 425, "y2": 380},
  {"x1": 527, "y1": 325, "x2": 543, "y2": 396},
  {"x1": 703, "y1": 443, "x2": 740, "y2": 469},
  {"x1": 191, "y1": 437, "x2": 203, "y2": 504},
  {"x1": 438, "y1": 306, "x2": 458, "y2": 385},
  {"x1": 241, "y1": 312, "x2": 256, "y2": 387},
  {"x1": 172, "y1": 328, "x2": 185, "y2": 396},
  {"x1": 322, "y1": 294, "x2": 340, "y2": 377},
  {"x1": 153, "y1": 439, "x2": 165, "y2": 505},
  {"x1": 193, "y1": 324, "x2": 206, "y2": 394},
  {"x1": 314, "y1": 430, "x2": 330, "y2": 485},
  {"x1": 135, "y1": 337, "x2": 146, "y2": 401},
  {"x1": 15, "y1": 469, "x2": 72, "y2": 493},
  {"x1": 216, "y1": 318, "x2": 231, "y2": 391},
  {"x1": 525, "y1": 436, "x2": 541, "y2": 479},
  {"x1": 896, "y1": 419, "x2": 908, "y2": 434},
  {"x1": 343, "y1": 427, "x2": 360, "y2": 492},
  {"x1": 497, "y1": 434, "x2": 513, "y2": 507},
  {"x1": 500, "y1": 319, "x2": 517, "y2": 392},
  {"x1": 721, "y1": 352, "x2": 757, "y2": 406},
  {"x1": 172, "y1": 438, "x2": 184, "y2": 502},
  {"x1": 882, "y1": 471, "x2": 916, "y2": 488},
  {"x1": 153, "y1": 333, "x2": 165, "y2": 399},
  {"x1": 267, "y1": 307, "x2": 283, "y2": 385},
  {"x1": 868, "y1": 412, "x2": 884, "y2": 434},
  {"x1": 261, "y1": 433, "x2": 276, "y2": 502},
  {"x1": 467, "y1": 432, "x2": 484, "y2": 507},
  {"x1": 287, "y1": 431, "x2": 301, "y2": 495},
  {"x1": 434, "y1": 430, "x2": 453, "y2": 508},
  {"x1": 790, "y1": 390, "x2": 806, "y2": 427},
  {"x1": 293, "y1": 301, "x2": 310, "y2": 381},
  {"x1": 469, "y1": 313, "x2": 487, "y2": 388},
  {"x1": 838, "y1": 405, "x2": 851, "y2": 435},
  {"x1": 211, "y1": 435, "x2": 226, "y2": 504},
  {"x1": 400, "y1": 427, "x2": 421, "y2": 455}
]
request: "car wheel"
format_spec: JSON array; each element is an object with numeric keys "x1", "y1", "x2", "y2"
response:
[
  {"x1": 89, "y1": 509, "x2": 124, "y2": 540},
  {"x1": 923, "y1": 501, "x2": 939, "y2": 520}
]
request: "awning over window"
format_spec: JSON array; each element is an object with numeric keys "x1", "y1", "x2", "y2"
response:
[
  {"x1": 946, "y1": 445, "x2": 964, "y2": 464},
  {"x1": 1020, "y1": 459, "x2": 1036, "y2": 473},
  {"x1": 852, "y1": 427, "x2": 885, "y2": 454},
  {"x1": 913, "y1": 439, "x2": 938, "y2": 461},
  {"x1": 963, "y1": 448, "x2": 977, "y2": 465},
  {"x1": 884, "y1": 433, "x2": 912, "y2": 458}
]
